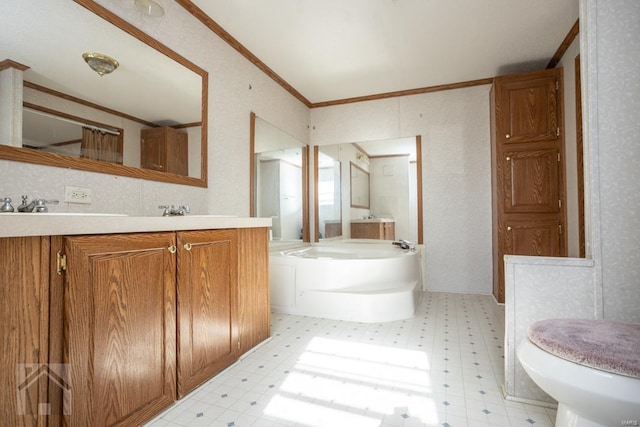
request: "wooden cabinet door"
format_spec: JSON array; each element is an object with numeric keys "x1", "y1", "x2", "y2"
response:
[
  {"x1": 492, "y1": 68, "x2": 566, "y2": 303},
  {"x1": 237, "y1": 228, "x2": 270, "y2": 355},
  {"x1": 503, "y1": 148, "x2": 560, "y2": 213},
  {"x1": 63, "y1": 233, "x2": 177, "y2": 426},
  {"x1": 140, "y1": 128, "x2": 165, "y2": 172},
  {"x1": 166, "y1": 129, "x2": 188, "y2": 176},
  {"x1": 504, "y1": 221, "x2": 561, "y2": 257},
  {"x1": 0, "y1": 237, "x2": 49, "y2": 426},
  {"x1": 499, "y1": 76, "x2": 559, "y2": 144},
  {"x1": 176, "y1": 230, "x2": 239, "y2": 397}
]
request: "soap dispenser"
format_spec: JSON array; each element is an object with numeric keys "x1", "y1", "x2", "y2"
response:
[{"x1": 0, "y1": 197, "x2": 15, "y2": 212}]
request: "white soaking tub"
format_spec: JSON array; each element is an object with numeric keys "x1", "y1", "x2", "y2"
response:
[{"x1": 269, "y1": 240, "x2": 422, "y2": 323}]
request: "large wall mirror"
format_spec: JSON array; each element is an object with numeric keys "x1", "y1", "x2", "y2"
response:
[
  {"x1": 0, "y1": 0, "x2": 208, "y2": 187},
  {"x1": 314, "y1": 136, "x2": 423, "y2": 244},
  {"x1": 314, "y1": 146, "x2": 342, "y2": 240},
  {"x1": 250, "y1": 113, "x2": 309, "y2": 243}
]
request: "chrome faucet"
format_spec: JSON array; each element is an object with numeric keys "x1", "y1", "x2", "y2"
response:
[
  {"x1": 17, "y1": 195, "x2": 60, "y2": 213},
  {"x1": 159, "y1": 205, "x2": 190, "y2": 216},
  {"x1": 393, "y1": 239, "x2": 416, "y2": 251},
  {"x1": 0, "y1": 197, "x2": 15, "y2": 212}
]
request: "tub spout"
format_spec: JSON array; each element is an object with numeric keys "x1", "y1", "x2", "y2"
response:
[{"x1": 393, "y1": 239, "x2": 415, "y2": 251}]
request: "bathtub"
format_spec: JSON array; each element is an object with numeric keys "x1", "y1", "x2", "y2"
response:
[{"x1": 269, "y1": 240, "x2": 422, "y2": 323}]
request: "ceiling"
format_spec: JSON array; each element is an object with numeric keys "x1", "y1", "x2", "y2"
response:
[{"x1": 188, "y1": 0, "x2": 579, "y2": 105}]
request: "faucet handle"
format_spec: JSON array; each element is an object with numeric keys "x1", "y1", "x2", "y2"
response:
[
  {"x1": 0, "y1": 197, "x2": 15, "y2": 212},
  {"x1": 159, "y1": 205, "x2": 171, "y2": 216},
  {"x1": 179, "y1": 205, "x2": 190, "y2": 214}
]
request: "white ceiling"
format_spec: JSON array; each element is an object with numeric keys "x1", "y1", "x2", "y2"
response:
[{"x1": 189, "y1": 0, "x2": 579, "y2": 104}]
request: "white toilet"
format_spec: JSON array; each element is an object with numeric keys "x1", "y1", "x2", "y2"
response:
[{"x1": 517, "y1": 319, "x2": 640, "y2": 427}]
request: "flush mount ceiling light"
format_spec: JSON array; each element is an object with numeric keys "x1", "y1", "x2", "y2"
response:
[
  {"x1": 135, "y1": 0, "x2": 165, "y2": 17},
  {"x1": 82, "y1": 52, "x2": 119, "y2": 77}
]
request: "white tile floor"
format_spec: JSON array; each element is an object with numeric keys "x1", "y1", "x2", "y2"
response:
[{"x1": 146, "y1": 292, "x2": 557, "y2": 427}]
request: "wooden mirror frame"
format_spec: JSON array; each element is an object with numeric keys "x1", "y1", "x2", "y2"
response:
[{"x1": 0, "y1": 0, "x2": 208, "y2": 187}]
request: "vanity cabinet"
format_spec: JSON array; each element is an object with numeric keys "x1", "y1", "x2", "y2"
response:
[
  {"x1": 351, "y1": 221, "x2": 395, "y2": 240},
  {"x1": 63, "y1": 233, "x2": 178, "y2": 426},
  {"x1": 141, "y1": 126, "x2": 188, "y2": 176},
  {"x1": 0, "y1": 222, "x2": 270, "y2": 425}
]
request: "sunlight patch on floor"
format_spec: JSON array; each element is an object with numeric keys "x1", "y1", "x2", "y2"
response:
[{"x1": 264, "y1": 336, "x2": 439, "y2": 426}]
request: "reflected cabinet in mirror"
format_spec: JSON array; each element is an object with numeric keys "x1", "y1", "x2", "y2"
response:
[
  {"x1": 0, "y1": 0, "x2": 208, "y2": 187},
  {"x1": 315, "y1": 137, "x2": 423, "y2": 244},
  {"x1": 250, "y1": 113, "x2": 309, "y2": 243}
]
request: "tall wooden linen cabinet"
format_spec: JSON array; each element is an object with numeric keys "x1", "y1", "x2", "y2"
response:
[{"x1": 491, "y1": 68, "x2": 567, "y2": 303}]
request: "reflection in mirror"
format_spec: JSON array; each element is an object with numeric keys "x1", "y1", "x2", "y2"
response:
[
  {"x1": 251, "y1": 114, "x2": 308, "y2": 243},
  {"x1": 350, "y1": 162, "x2": 370, "y2": 209},
  {"x1": 316, "y1": 147, "x2": 342, "y2": 240},
  {"x1": 315, "y1": 137, "x2": 422, "y2": 244},
  {"x1": 0, "y1": 0, "x2": 207, "y2": 186}
]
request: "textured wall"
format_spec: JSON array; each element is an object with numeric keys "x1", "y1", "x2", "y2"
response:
[
  {"x1": 585, "y1": 0, "x2": 640, "y2": 322},
  {"x1": 1, "y1": 0, "x2": 309, "y2": 217},
  {"x1": 311, "y1": 85, "x2": 493, "y2": 295}
]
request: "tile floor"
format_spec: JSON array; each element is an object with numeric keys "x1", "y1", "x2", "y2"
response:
[{"x1": 146, "y1": 292, "x2": 557, "y2": 427}]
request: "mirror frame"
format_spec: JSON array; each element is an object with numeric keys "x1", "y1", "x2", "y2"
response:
[
  {"x1": 314, "y1": 136, "x2": 423, "y2": 244},
  {"x1": 249, "y1": 112, "x2": 310, "y2": 242},
  {"x1": 0, "y1": 0, "x2": 208, "y2": 187}
]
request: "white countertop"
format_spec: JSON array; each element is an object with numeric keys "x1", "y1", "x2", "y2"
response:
[
  {"x1": 0, "y1": 213, "x2": 272, "y2": 238},
  {"x1": 350, "y1": 218, "x2": 395, "y2": 223}
]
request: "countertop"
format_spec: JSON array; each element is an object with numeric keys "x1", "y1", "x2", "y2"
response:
[
  {"x1": 0, "y1": 213, "x2": 272, "y2": 238},
  {"x1": 350, "y1": 218, "x2": 395, "y2": 223}
]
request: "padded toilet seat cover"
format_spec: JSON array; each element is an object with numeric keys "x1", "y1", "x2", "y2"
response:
[{"x1": 528, "y1": 318, "x2": 640, "y2": 379}]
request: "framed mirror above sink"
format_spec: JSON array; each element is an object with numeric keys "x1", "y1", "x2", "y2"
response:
[
  {"x1": 250, "y1": 113, "x2": 309, "y2": 243},
  {"x1": 0, "y1": 0, "x2": 208, "y2": 187}
]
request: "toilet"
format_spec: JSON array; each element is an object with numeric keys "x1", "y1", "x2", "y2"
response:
[{"x1": 517, "y1": 318, "x2": 640, "y2": 427}]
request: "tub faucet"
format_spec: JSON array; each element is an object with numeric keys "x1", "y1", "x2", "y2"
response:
[
  {"x1": 17, "y1": 195, "x2": 60, "y2": 213},
  {"x1": 393, "y1": 239, "x2": 416, "y2": 251}
]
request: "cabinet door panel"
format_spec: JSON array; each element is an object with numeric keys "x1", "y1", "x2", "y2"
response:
[
  {"x1": 504, "y1": 149, "x2": 560, "y2": 213},
  {"x1": 502, "y1": 77, "x2": 559, "y2": 144},
  {"x1": 177, "y1": 230, "x2": 238, "y2": 397},
  {"x1": 504, "y1": 221, "x2": 561, "y2": 257},
  {"x1": 64, "y1": 233, "x2": 176, "y2": 426}
]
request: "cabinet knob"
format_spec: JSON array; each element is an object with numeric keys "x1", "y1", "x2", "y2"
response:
[
  {"x1": 506, "y1": 156, "x2": 511, "y2": 161},
  {"x1": 505, "y1": 133, "x2": 511, "y2": 139},
  {"x1": 183, "y1": 243, "x2": 192, "y2": 251},
  {"x1": 168, "y1": 245, "x2": 177, "y2": 253},
  {"x1": 507, "y1": 226, "x2": 512, "y2": 231}
]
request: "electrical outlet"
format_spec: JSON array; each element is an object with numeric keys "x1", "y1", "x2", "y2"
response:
[{"x1": 64, "y1": 186, "x2": 92, "y2": 204}]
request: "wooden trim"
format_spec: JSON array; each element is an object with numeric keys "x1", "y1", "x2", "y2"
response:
[
  {"x1": 416, "y1": 135, "x2": 423, "y2": 245},
  {"x1": 370, "y1": 153, "x2": 411, "y2": 159},
  {"x1": 302, "y1": 146, "x2": 310, "y2": 242},
  {"x1": 0, "y1": 144, "x2": 206, "y2": 187},
  {"x1": 575, "y1": 54, "x2": 585, "y2": 258},
  {"x1": 24, "y1": 81, "x2": 155, "y2": 127},
  {"x1": 24, "y1": 102, "x2": 122, "y2": 135},
  {"x1": 0, "y1": 59, "x2": 30, "y2": 72},
  {"x1": 175, "y1": 0, "x2": 311, "y2": 108},
  {"x1": 547, "y1": 19, "x2": 579, "y2": 69},
  {"x1": 313, "y1": 146, "x2": 320, "y2": 242},
  {"x1": 310, "y1": 77, "x2": 494, "y2": 108},
  {"x1": 249, "y1": 112, "x2": 256, "y2": 217}
]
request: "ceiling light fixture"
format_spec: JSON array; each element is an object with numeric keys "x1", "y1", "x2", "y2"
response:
[
  {"x1": 135, "y1": 0, "x2": 165, "y2": 17},
  {"x1": 82, "y1": 52, "x2": 120, "y2": 77}
]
